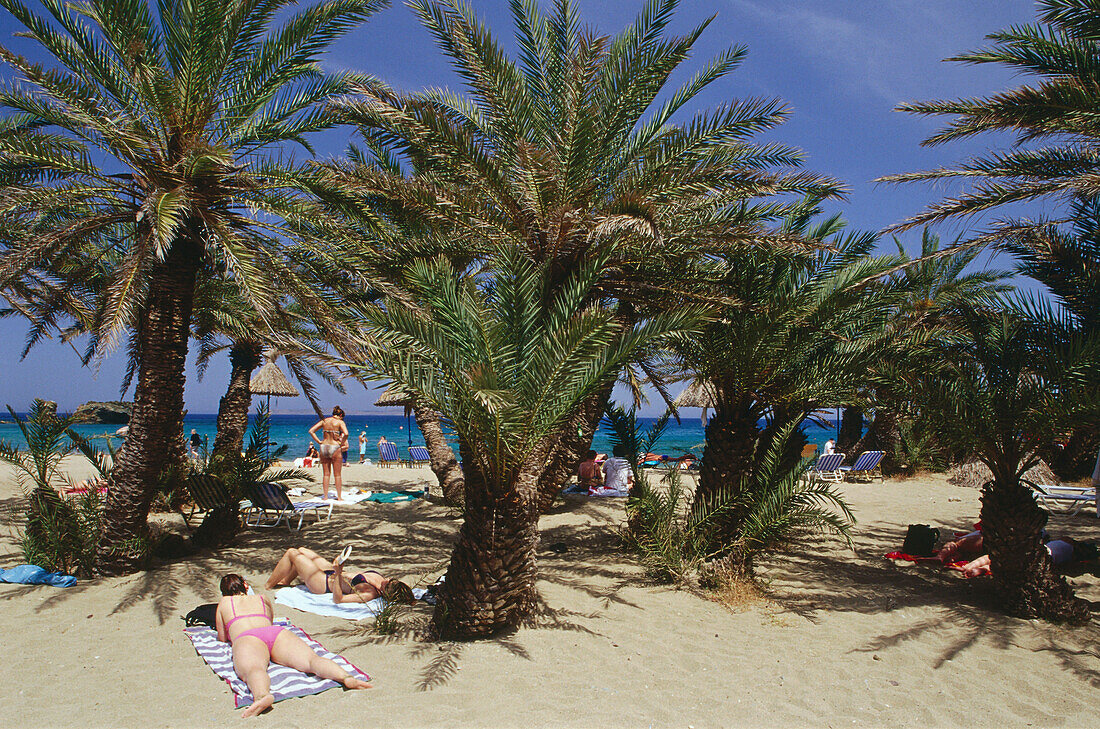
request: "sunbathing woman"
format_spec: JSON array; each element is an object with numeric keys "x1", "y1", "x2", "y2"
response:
[
  {"x1": 308, "y1": 406, "x2": 349, "y2": 500},
  {"x1": 264, "y1": 547, "x2": 415, "y2": 605},
  {"x1": 215, "y1": 574, "x2": 370, "y2": 718},
  {"x1": 939, "y1": 531, "x2": 1097, "y2": 577}
]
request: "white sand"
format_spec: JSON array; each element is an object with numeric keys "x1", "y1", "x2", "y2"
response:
[{"x1": 0, "y1": 460, "x2": 1096, "y2": 728}]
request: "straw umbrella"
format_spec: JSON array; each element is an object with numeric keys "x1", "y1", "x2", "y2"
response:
[
  {"x1": 249, "y1": 349, "x2": 298, "y2": 455},
  {"x1": 673, "y1": 380, "x2": 717, "y2": 424},
  {"x1": 374, "y1": 383, "x2": 413, "y2": 447}
]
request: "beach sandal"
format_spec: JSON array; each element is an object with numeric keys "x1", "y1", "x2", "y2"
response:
[{"x1": 335, "y1": 546, "x2": 353, "y2": 565}]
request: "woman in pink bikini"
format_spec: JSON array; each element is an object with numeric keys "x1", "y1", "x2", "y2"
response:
[
  {"x1": 308, "y1": 406, "x2": 349, "y2": 500},
  {"x1": 215, "y1": 574, "x2": 371, "y2": 717}
]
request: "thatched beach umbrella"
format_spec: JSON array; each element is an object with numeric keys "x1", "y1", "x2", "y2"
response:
[
  {"x1": 673, "y1": 380, "x2": 717, "y2": 424},
  {"x1": 374, "y1": 384, "x2": 413, "y2": 446},
  {"x1": 249, "y1": 348, "x2": 299, "y2": 409}
]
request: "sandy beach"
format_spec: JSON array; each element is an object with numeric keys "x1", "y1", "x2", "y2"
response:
[{"x1": 0, "y1": 461, "x2": 1096, "y2": 728}]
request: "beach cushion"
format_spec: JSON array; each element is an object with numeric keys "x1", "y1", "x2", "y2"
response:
[{"x1": 183, "y1": 619, "x2": 371, "y2": 709}]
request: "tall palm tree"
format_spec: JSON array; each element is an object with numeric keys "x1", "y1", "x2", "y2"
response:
[
  {"x1": 882, "y1": 0, "x2": 1100, "y2": 228},
  {"x1": 324, "y1": 0, "x2": 841, "y2": 512},
  {"x1": 919, "y1": 305, "x2": 1096, "y2": 623},
  {"x1": 850, "y1": 230, "x2": 1012, "y2": 471},
  {"x1": 0, "y1": 0, "x2": 385, "y2": 574},
  {"x1": 1000, "y1": 195, "x2": 1100, "y2": 476},
  {"x1": 674, "y1": 209, "x2": 898, "y2": 572},
  {"x1": 360, "y1": 249, "x2": 700, "y2": 638}
]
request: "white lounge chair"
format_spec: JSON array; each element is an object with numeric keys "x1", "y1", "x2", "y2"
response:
[
  {"x1": 243, "y1": 482, "x2": 332, "y2": 530},
  {"x1": 1033, "y1": 447, "x2": 1100, "y2": 518}
]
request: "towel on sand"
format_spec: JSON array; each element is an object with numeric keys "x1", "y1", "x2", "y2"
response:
[
  {"x1": 275, "y1": 585, "x2": 430, "y2": 619},
  {"x1": 184, "y1": 620, "x2": 370, "y2": 709},
  {"x1": 363, "y1": 489, "x2": 426, "y2": 503},
  {"x1": 275, "y1": 585, "x2": 384, "y2": 620},
  {"x1": 0, "y1": 564, "x2": 77, "y2": 587},
  {"x1": 321, "y1": 490, "x2": 374, "y2": 504}
]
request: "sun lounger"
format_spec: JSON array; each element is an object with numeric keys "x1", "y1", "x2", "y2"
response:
[
  {"x1": 841, "y1": 450, "x2": 885, "y2": 482},
  {"x1": 1033, "y1": 447, "x2": 1100, "y2": 518},
  {"x1": 182, "y1": 474, "x2": 232, "y2": 526},
  {"x1": 1032, "y1": 484, "x2": 1096, "y2": 517},
  {"x1": 809, "y1": 453, "x2": 846, "y2": 482},
  {"x1": 184, "y1": 620, "x2": 370, "y2": 710},
  {"x1": 377, "y1": 441, "x2": 405, "y2": 467},
  {"x1": 407, "y1": 446, "x2": 431, "y2": 467},
  {"x1": 243, "y1": 482, "x2": 332, "y2": 530}
]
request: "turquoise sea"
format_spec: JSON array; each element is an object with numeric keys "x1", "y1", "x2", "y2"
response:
[{"x1": 0, "y1": 411, "x2": 845, "y2": 460}]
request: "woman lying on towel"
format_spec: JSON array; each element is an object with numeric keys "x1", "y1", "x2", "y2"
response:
[
  {"x1": 216, "y1": 574, "x2": 371, "y2": 717},
  {"x1": 264, "y1": 547, "x2": 415, "y2": 605},
  {"x1": 937, "y1": 530, "x2": 1097, "y2": 578}
]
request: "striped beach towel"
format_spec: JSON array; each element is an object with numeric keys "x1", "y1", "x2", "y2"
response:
[{"x1": 183, "y1": 620, "x2": 371, "y2": 709}]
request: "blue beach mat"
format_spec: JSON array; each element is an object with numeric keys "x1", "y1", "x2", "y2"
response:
[{"x1": 0, "y1": 564, "x2": 77, "y2": 587}]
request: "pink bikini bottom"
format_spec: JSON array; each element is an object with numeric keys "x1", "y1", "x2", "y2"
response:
[{"x1": 234, "y1": 625, "x2": 285, "y2": 651}]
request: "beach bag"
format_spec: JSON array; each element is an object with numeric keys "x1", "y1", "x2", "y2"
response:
[
  {"x1": 902, "y1": 524, "x2": 940, "y2": 557},
  {"x1": 184, "y1": 603, "x2": 218, "y2": 628}
]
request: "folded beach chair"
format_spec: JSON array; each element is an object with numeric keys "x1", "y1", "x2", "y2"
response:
[
  {"x1": 841, "y1": 450, "x2": 885, "y2": 482},
  {"x1": 407, "y1": 446, "x2": 431, "y2": 467},
  {"x1": 377, "y1": 441, "x2": 405, "y2": 467},
  {"x1": 809, "y1": 453, "x2": 846, "y2": 482},
  {"x1": 182, "y1": 474, "x2": 232, "y2": 526},
  {"x1": 243, "y1": 481, "x2": 332, "y2": 530}
]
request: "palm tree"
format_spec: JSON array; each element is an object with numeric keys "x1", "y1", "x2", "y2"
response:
[
  {"x1": 325, "y1": 0, "x2": 841, "y2": 512},
  {"x1": 918, "y1": 305, "x2": 1096, "y2": 623},
  {"x1": 360, "y1": 250, "x2": 700, "y2": 638},
  {"x1": 674, "y1": 209, "x2": 897, "y2": 570},
  {"x1": 850, "y1": 230, "x2": 1012, "y2": 471},
  {"x1": 1000, "y1": 195, "x2": 1100, "y2": 477},
  {"x1": 882, "y1": 0, "x2": 1100, "y2": 228},
  {"x1": 0, "y1": 0, "x2": 385, "y2": 574}
]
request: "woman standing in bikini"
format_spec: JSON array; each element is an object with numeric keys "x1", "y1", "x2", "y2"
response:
[
  {"x1": 215, "y1": 574, "x2": 370, "y2": 718},
  {"x1": 308, "y1": 406, "x2": 349, "y2": 500}
]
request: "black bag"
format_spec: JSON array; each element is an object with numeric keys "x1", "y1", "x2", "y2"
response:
[
  {"x1": 902, "y1": 524, "x2": 940, "y2": 557},
  {"x1": 183, "y1": 603, "x2": 218, "y2": 628}
]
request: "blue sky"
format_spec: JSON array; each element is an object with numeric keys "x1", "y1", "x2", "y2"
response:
[{"x1": 0, "y1": 0, "x2": 1042, "y2": 415}]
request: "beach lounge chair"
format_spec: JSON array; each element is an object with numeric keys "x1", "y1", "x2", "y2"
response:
[
  {"x1": 1032, "y1": 484, "x2": 1096, "y2": 517},
  {"x1": 407, "y1": 446, "x2": 431, "y2": 467},
  {"x1": 378, "y1": 441, "x2": 405, "y2": 467},
  {"x1": 182, "y1": 474, "x2": 232, "y2": 526},
  {"x1": 243, "y1": 481, "x2": 332, "y2": 530},
  {"x1": 809, "y1": 453, "x2": 846, "y2": 482},
  {"x1": 841, "y1": 450, "x2": 885, "y2": 482}
]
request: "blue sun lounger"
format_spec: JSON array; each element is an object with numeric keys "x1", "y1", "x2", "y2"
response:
[
  {"x1": 378, "y1": 441, "x2": 405, "y2": 467},
  {"x1": 243, "y1": 482, "x2": 332, "y2": 530},
  {"x1": 407, "y1": 446, "x2": 431, "y2": 467},
  {"x1": 809, "y1": 453, "x2": 846, "y2": 482},
  {"x1": 840, "y1": 450, "x2": 885, "y2": 482}
]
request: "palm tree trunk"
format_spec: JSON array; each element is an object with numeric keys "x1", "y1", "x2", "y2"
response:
[
  {"x1": 210, "y1": 340, "x2": 263, "y2": 462},
  {"x1": 431, "y1": 440, "x2": 541, "y2": 639},
  {"x1": 695, "y1": 401, "x2": 758, "y2": 505},
  {"x1": 412, "y1": 401, "x2": 465, "y2": 507},
  {"x1": 980, "y1": 478, "x2": 1088, "y2": 624},
  {"x1": 854, "y1": 410, "x2": 902, "y2": 475},
  {"x1": 535, "y1": 385, "x2": 612, "y2": 512},
  {"x1": 95, "y1": 238, "x2": 200, "y2": 575},
  {"x1": 837, "y1": 406, "x2": 863, "y2": 455}
]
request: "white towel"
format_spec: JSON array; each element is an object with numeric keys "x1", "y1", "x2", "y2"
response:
[
  {"x1": 321, "y1": 490, "x2": 373, "y2": 504},
  {"x1": 275, "y1": 585, "x2": 383, "y2": 620}
]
